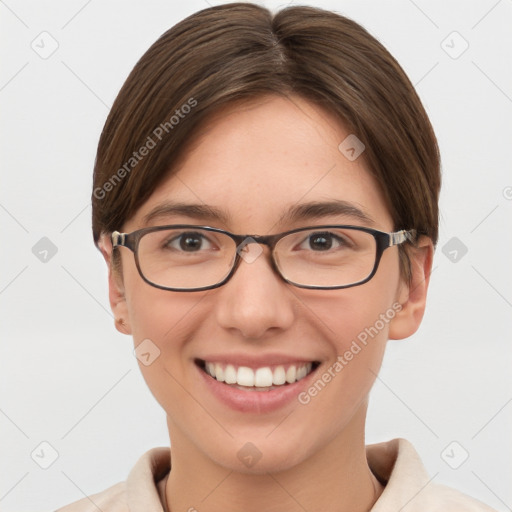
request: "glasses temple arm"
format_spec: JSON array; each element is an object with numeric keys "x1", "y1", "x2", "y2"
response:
[{"x1": 389, "y1": 229, "x2": 417, "y2": 247}]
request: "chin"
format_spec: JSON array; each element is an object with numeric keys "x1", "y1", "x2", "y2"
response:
[{"x1": 200, "y1": 431, "x2": 315, "y2": 475}]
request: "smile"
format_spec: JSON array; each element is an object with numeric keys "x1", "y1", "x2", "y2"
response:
[{"x1": 197, "y1": 359, "x2": 320, "y2": 391}]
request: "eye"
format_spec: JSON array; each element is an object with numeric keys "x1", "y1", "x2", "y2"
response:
[
  {"x1": 298, "y1": 231, "x2": 347, "y2": 251},
  {"x1": 166, "y1": 231, "x2": 213, "y2": 252}
]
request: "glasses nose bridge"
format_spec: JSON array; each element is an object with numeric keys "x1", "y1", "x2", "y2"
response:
[
  {"x1": 233, "y1": 234, "x2": 282, "y2": 267},
  {"x1": 231, "y1": 233, "x2": 283, "y2": 282},
  {"x1": 236, "y1": 233, "x2": 278, "y2": 250}
]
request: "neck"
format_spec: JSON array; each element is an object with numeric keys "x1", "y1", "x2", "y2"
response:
[{"x1": 164, "y1": 407, "x2": 384, "y2": 512}]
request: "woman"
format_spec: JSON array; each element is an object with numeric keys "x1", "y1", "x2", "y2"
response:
[{"x1": 57, "y1": 3, "x2": 496, "y2": 511}]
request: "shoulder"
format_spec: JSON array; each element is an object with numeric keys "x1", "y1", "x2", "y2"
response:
[
  {"x1": 420, "y1": 482, "x2": 497, "y2": 511},
  {"x1": 54, "y1": 446, "x2": 170, "y2": 512},
  {"x1": 54, "y1": 481, "x2": 128, "y2": 512},
  {"x1": 368, "y1": 438, "x2": 497, "y2": 512}
]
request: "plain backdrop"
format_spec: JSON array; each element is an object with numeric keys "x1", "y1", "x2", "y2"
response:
[{"x1": 0, "y1": 0, "x2": 511, "y2": 510}]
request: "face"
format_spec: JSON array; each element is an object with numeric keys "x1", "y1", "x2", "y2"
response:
[{"x1": 105, "y1": 95, "x2": 430, "y2": 474}]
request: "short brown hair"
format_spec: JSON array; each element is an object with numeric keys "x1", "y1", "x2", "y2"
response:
[{"x1": 92, "y1": 2, "x2": 440, "y2": 280}]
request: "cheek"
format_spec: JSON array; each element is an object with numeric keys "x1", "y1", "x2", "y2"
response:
[
  {"x1": 127, "y1": 288, "x2": 200, "y2": 344},
  {"x1": 126, "y1": 286, "x2": 209, "y2": 372},
  {"x1": 299, "y1": 256, "x2": 401, "y2": 406},
  {"x1": 121, "y1": 262, "x2": 209, "y2": 407},
  {"x1": 121, "y1": 248, "x2": 203, "y2": 343},
  {"x1": 305, "y1": 289, "x2": 393, "y2": 394},
  {"x1": 126, "y1": 301, "x2": 195, "y2": 423},
  {"x1": 308, "y1": 264, "x2": 400, "y2": 356}
]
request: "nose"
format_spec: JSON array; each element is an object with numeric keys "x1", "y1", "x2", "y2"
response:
[{"x1": 214, "y1": 243, "x2": 295, "y2": 339}]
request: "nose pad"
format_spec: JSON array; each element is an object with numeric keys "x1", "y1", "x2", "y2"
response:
[{"x1": 236, "y1": 237, "x2": 264, "y2": 265}]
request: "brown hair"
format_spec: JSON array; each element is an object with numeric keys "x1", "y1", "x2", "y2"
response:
[{"x1": 92, "y1": 2, "x2": 440, "y2": 280}]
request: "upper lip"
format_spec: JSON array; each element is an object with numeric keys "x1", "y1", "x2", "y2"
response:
[{"x1": 195, "y1": 353, "x2": 321, "y2": 369}]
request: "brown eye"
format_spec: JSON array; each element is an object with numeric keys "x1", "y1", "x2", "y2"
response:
[
  {"x1": 298, "y1": 232, "x2": 346, "y2": 251},
  {"x1": 166, "y1": 232, "x2": 212, "y2": 252}
]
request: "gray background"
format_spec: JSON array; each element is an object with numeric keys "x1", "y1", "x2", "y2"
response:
[{"x1": 1, "y1": 0, "x2": 511, "y2": 510}]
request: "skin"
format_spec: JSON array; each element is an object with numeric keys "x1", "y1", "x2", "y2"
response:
[{"x1": 99, "y1": 95, "x2": 433, "y2": 512}]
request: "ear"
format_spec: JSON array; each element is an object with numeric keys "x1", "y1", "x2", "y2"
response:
[
  {"x1": 98, "y1": 233, "x2": 132, "y2": 335},
  {"x1": 388, "y1": 236, "x2": 434, "y2": 340}
]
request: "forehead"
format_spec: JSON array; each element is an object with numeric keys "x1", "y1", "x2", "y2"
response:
[{"x1": 129, "y1": 95, "x2": 392, "y2": 233}]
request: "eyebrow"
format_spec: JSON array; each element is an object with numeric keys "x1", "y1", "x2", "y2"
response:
[
  {"x1": 279, "y1": 200, "x2": 375, "y2": 226},
  {"x1": 142, "y1": 199, "x2": 375, "y2": 228},
  {"x1": 142, "y1": 202, "x2": 231, "y2": 226}
]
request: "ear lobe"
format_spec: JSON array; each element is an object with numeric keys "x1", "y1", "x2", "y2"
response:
[
  {"x1": 388, "y1": 236, "x2": 434, "y2": 340},
  {"x1": 98, "y1": 233, "x2": 132, "y2": 335}
]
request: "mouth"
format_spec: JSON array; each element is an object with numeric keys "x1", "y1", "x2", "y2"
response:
[{"x1": 195, "y1": 359, "x2": 321, "y2": 392}]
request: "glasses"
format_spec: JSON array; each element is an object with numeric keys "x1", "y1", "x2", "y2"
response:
[{"x1": 111, "y1": 225, "x2": 416, "y2": 292}]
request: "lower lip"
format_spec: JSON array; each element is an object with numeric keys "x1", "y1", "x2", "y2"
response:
[{"x1": 196, "y1": 363, "x2": 318, "y2": 413}]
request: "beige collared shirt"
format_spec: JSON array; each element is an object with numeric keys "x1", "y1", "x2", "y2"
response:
[{"x1": 55, "y1": 438, "x2": 496, "y2": 511}]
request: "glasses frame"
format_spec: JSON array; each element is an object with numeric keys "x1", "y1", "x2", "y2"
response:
[{"x1": 111, "y1": 225, "x2": 416, "y2": 292}]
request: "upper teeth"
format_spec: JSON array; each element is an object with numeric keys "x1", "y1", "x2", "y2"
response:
[{"x1": 204, "y1": 362, "x2": 313, "y2": 387}]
